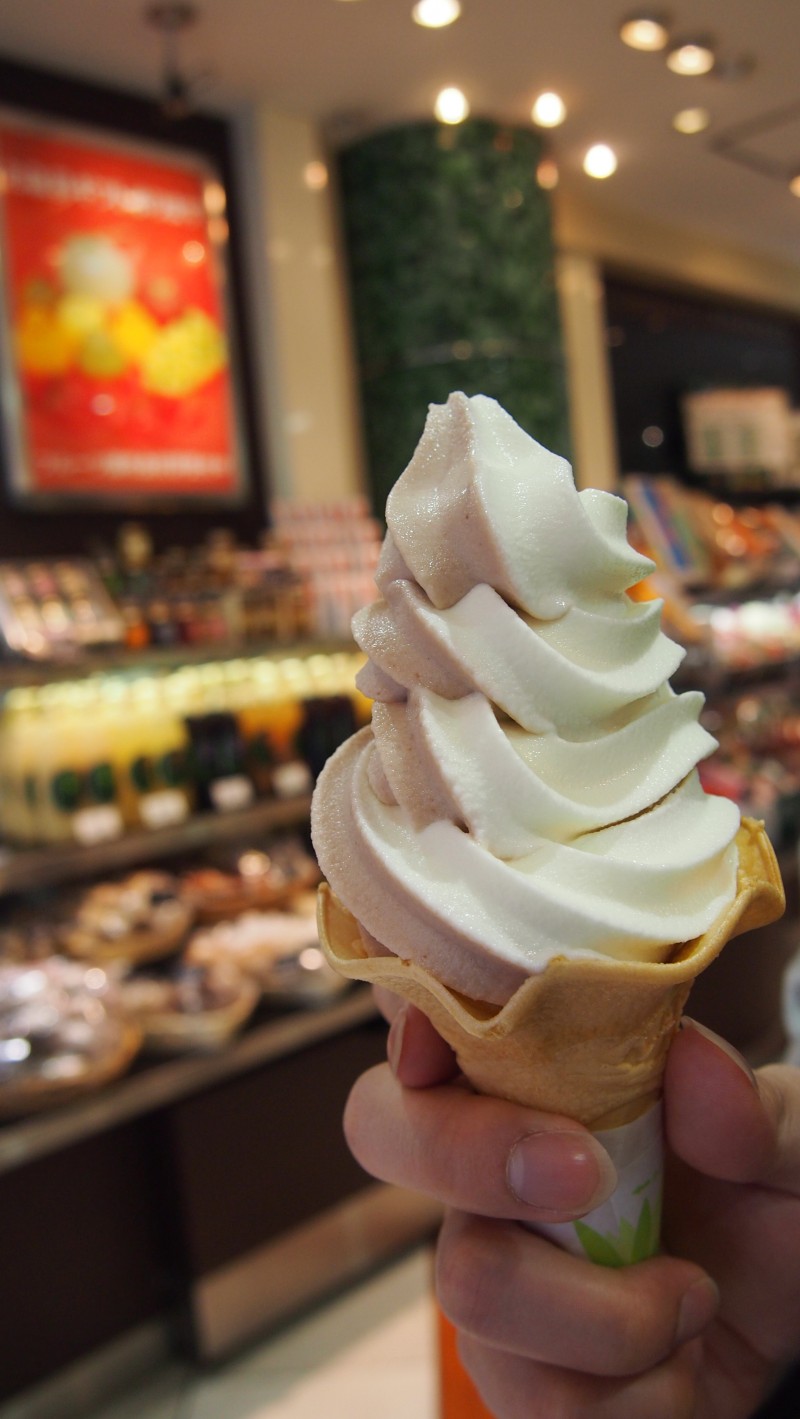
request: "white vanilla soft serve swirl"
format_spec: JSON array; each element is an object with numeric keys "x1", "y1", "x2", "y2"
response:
[{"x1": 311, "y1": 393, "x2": 740, "y2": 1004}]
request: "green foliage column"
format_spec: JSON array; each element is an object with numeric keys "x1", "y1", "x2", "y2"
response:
[{"x1": 337, "y1": 119, "x2": 570, "y2": 513}]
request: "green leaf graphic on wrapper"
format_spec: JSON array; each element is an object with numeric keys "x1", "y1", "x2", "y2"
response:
[{"x1": 574, "y1": 1193, "x2": 662, "y2": 1268}]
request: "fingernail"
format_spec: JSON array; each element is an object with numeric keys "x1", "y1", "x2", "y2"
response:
[
  {"x1": 676, "y1": 1277, "x2": 719, "y2": 1346},
  {"x1": 387, "y1": 1005, "x2": 407, "y2": 1077},
  {"x1": 507, "y1": 1130, "x2": 617, "y2": 1215},
  {"x1": 681, "y1": 1017, "x2": 758, "y2": 1089}
]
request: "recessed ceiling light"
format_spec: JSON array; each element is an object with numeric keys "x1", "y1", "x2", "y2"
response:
[
  {"x1": 531, "y1": 91, "x2": 566, "y2": 128},
  {"x1": 619, "y1": 13, "x2": 669, "y2": 51},
  {"x1": 672, "y1": 106, "x2": 710, "y2": 134},
  {"x1": 583, "y1": 143, "x2": 618, "y2": 179},
  {"x1": 434, "y1": 86, "x2": 469, "y2": 124},
  {"x1": 412, "y1": 0, "x2": 461, "y2": 27},
  {"x1": 789, "y1": 174, "x2": 800, "y2": 198},
  {"x1": 666, "y1": 39, "x2": 715, "y2": 75}
]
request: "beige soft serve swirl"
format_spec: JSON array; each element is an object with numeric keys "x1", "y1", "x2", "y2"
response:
[{"x1": 311, "y1": 393, "x2": 740, "y2": 1004}]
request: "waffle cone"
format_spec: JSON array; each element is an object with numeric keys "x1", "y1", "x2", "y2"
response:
[{"x1": 317, "y1": 817, "x2": 784, "y2": 1129}]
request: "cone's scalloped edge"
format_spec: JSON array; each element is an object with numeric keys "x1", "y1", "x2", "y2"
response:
[{"x1": 316, "y1": 817, "x2": 785, "y2": 1127}]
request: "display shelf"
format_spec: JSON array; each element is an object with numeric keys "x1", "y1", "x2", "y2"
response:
[
  {"x1": 680, "y1": 472, "x2": 800, "y2": 507},
  {"x1": 0, "y1": 985, "x2": 379, "y2": 1176},
  {"x1": 0, "y1": 794, "x2": 313, "y2": 895},
  {"x1": 0, "y1": 637, "x2": 357, "y2": 690},
  {"x1": 676, "y1": 651, "x2": 800, "y2": 694}
]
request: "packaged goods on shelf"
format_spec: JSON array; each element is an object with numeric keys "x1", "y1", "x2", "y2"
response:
[
  {"x1": 0, "y1": 648, "x2": 367, "y2": 849},
  {"x1": 0, "y1": 559, "x2": 124, "y2": 660},
  {"x1": 0, "y1": 528, "x2": 316, "y2": 666},
  {"x1": 688, "y1": 593, "x2": 800, "y2": 672},
  {"x1": 699, "y1": 690, "x2": 800, "y2": 847},
  {"x1": 624, "y1": 474, "x2": 800, "y2": 588},
  {"x1": 271, "y1": 497, "x2": 382, "y2": 640},
  {"x1": 624, "y1": 474, "x2": 713, "y2": 580},
  {"x1": 623, "y1": 473, "x2": 800, "y2": 671}
]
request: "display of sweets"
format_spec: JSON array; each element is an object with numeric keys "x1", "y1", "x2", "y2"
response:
[{"x1": 0, "y1": 957, "x2": 139, "y2": 1110}]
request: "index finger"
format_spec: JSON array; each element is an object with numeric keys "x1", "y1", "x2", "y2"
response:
[{"x1": 666, "y1": 1019, "x2": 800, "y2": 1193}]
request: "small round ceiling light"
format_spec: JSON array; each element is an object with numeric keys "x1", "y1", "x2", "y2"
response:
[
  {"x1": 434, "y1": 86, "x2": 469, "y2": 124},
  {"x1": 619, "y1": 13, "x2": 669, "y2": 51},
  {"x1": 789, "y1": 173, "x2": 800, "y2": 198},
  {"x1": 531, "y1": 91, "x2": 566, "y2": 128},
  {"x1": 672, "y1": 106, "x2": 710, "y2": 134},
  {"x1": 412, "y1": 0, "x2": 461, "y2": 27},
  {"x1": 666, "y1": 38, "x2": 715, "y2": 75},
  {"x1": 583, "y1": 143, "x2": 618, "y2": 179}
]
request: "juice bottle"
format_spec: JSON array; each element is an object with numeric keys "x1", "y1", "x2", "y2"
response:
[
  {"x1": 0, "y1": 689, "x2": 44, "y2": 845},
  {"x1": 97, "y1": 677, "x2": 141, "y2": 828},
  {"x1": 35, "y1": 684, "x2": 87, "y2": 842},
  {"x1": 144, "y1": 677, "x2": 194, "y2": 827},
  {"x1": 236, "y1": 659, "x2": 278, "y2": 797},
  {"x1": 71, "y1": 683, "x2": 123, "y2": 844},
  {"x1": 264, "y1": 657, "x2": 312, "y2": 798},
  {"x1": 112, "y1": 676, "x2": 193, "y2": 831}
]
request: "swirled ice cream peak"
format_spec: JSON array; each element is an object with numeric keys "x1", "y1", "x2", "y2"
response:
[{"x1": 311, "y1": 393, "x2": 740, "y2": 1004}]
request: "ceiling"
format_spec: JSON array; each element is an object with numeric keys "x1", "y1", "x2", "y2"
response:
[{"x1": 0, "y1": 0, "x2": 799, "y2": 269}]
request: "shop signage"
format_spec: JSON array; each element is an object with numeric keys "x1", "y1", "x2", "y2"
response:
[{"x1": 0, "y1": 109, "x2": 247, "y2": 505}]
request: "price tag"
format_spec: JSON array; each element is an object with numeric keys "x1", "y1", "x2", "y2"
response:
[
  {"x1": 139, "y1": 790, "x2": 189, "y2": 831},
  {"x1": 72, "y1": 805, "x2": 124, "y2": 845},
  {"x1": 210, "y1": 775, "x2": 255, "y2": 813}
]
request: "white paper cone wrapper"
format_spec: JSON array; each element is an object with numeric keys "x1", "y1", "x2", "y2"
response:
[{"x1": 531, "y1": 1103, "x2": 663, "y2": 1265}]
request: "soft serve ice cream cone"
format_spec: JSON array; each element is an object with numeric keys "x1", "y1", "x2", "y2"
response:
[{"x1": 311, "y1": 392, "x2": 784, "y2": 1264}]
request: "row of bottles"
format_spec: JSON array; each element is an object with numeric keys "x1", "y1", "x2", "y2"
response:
[{"x1": 0, "y1": 651, "x2": 370, "y2": 848}]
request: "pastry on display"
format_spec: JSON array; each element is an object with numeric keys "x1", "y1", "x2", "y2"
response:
[
  {"x1": 179, "y1": 837, "x2": 320, "y2": 922},
  {"x1": 0, "y1": 957, "x2": 140, "y2": 1115},
  {"x1": 58, "y1": 870, "x2": 193, "y2": 966},
  {"x1": 120, "y1": 960, "x2": 259, "y2": 1053},
  {"x1": 186, "y1": 907, "x2": 348, "y2": 1006},
  {"x1": 312, "y1": 393, "x2": 784, "y2": 1264},
  {"x1": 0, "y1": 914, "x2": 60, "y2": 964}
]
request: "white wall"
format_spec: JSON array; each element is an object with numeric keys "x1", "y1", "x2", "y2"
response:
[{"x1": 234, "y1": 106, "x2": 366, "y2": 505}]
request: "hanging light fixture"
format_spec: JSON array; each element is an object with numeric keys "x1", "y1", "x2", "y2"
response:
[{"x1": 145, "y1": 2, "x2": 202, "y2": 119}]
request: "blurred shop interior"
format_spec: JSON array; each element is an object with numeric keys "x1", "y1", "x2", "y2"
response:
[{"x1": 0, "y1": 0, "x2": 800, "y2": 1414}]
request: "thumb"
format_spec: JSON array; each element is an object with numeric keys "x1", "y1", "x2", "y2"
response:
[{"x1": 665, "y1": 1017, "x2": 800, "y2": 1192}]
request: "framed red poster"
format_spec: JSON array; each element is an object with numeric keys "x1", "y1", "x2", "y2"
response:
[{"x1": 0, "y1": 109, "x2": 248, "y2": 505}]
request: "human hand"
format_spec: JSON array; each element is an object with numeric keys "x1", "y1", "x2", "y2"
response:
[{"x1": 344, "y1": 991, "x2": 800, "y2": 1418}]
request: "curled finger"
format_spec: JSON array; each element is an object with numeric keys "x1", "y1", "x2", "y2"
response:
[
  {"x1": 458, "y1": 1330, "x2": 701, "y2": 1419},
  {"x1": 436, "y1": 1209, "x2": 718, "y2": 1378}
]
